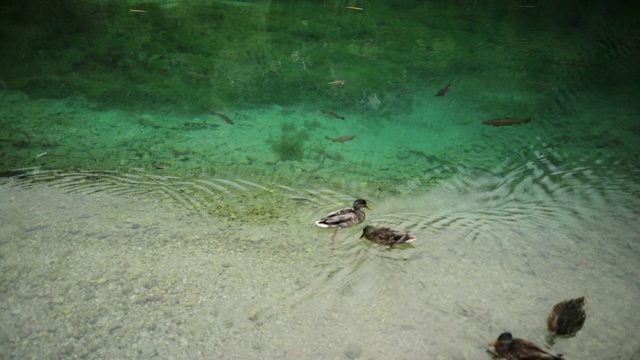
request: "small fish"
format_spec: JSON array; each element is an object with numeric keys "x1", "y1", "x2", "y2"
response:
[
  {"x1": 435, "y1": 83, "x2": 451, "y2": 96},
  {"x1": 328, "y1": 80, "x2": 346, "y2": 86},
  {"x1": 325, "y1": 135, "x2": 356, "y2": 143},
  {"x1": 482, "y1": 117, "x2": 531, "y2": 127},
  {"x1": 556, "y1": 60, "x2": 586, "y2": 67},
  {"x1": 211, "y1": 112, "x2": 234, "y2": 125},
  {"x1": 345, "y1": 6, "x2": 364, "y2": 10},
  {"x1": 182, "y1": 121, "x2": 220, "y2": 130},
  {"x1": 527, "y1": 80, "x2": 559, "y2": 92},
  {"x1": 321, "y1": 109, "x2": 345, "y2": 120},
  {"x1": 187, "y1": 72, "x2": 211, "y2": 81}
]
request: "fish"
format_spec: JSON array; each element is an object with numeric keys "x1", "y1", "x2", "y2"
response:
[
  {"x1": 328, "y1": 80, "x2": 346, "y2": 86},
  {"x1": 527, "y1": 80, "x2": 559, "y2": 92},
  {"x1": 435, "y1": 83, "x2": 451, "y2": 96},
  {"x1": 211, "y1": 112, "x2": 234, "y2": 125},
  {"x1": 325, "y1": 135, "x2": 356, "y2": 143},
  {"x1": 482, "y1": 117, "x2": 531, "y2": 126},
  {"x1": 182, "y1": 121, "x2": 220, "y2": 130},
  {"x1": 187, "y1": 72, "x2": 212, "y2": 81},
  {"x1": 321, "y1": 109, "x2": 345, "y2": 120},
  {"x1": 556, "y1": 60, "x2": 586, "y2": 67}
]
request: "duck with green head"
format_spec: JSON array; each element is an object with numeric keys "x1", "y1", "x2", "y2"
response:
[{"x1": 315, "y1": 199, "x2": 371, "y2": 241}]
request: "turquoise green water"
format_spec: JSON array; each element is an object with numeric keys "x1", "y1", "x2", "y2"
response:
[
  {"x1": 1, "y1": 0, "x2": 637, "y2": 190},
  {"x1": 1, "y1": 0, "x2": 639, "y2": 359}
]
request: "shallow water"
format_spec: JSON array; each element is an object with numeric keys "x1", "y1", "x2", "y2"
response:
[
  {"x1": 1, "y1": 0, "x2": 640, "y2": 359},
  {"x1": 1, "y1": 158, "x2": 639, "y2": 359}
]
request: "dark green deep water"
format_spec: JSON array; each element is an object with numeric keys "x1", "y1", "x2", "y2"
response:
[{"x1": 1, "y1": 1, "x2": 639, "y2": 359}]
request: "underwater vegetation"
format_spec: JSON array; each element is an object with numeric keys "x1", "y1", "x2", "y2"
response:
[
  {"x1": 0, "y1": 0, "x2": 499, "y2": 113},
  {"x1": 1, "y1": 0, "x2": 637, "y2": 115},
  {"x1": 269, "y1": 122, "x2": 308, "y2": 161}
]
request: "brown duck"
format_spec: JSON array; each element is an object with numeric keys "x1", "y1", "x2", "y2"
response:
[
  {"x1": 547, "y1": 296, "x2": 586, "y2": 336},
  {"x1": 359, "y1": 225, "x2": 415, "y2": 248},
  {"x1": 489, "y1": 332, "x2": 563, "y2": 360}
]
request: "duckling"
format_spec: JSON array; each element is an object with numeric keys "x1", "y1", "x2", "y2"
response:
[
  {"x1": 359, "y1": 225, "x2": 415, "y2": 248},
  {"x1": 315, "y1": 199, "x2": 371, "y2": 241},
  {"x1": 489, "y1": 332, "x2": 563, "y2": 360},
  {"x1": 547, "y1": 296, "x2": 586, "y2": 336}
]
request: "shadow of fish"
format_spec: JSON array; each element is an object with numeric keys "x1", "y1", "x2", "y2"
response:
[
  {"x1": 482, "y1": 118, "x2": 531, "y2": 126},
  {"x1": 211, "y1": 112, "x2": 235, "y2": 125},
  {"x1": 436, "y1": 83, "x2": 451, "y2": 96}
]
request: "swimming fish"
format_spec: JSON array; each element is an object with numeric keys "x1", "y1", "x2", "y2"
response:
[
  {"x1": 211, "y1": 112, "x2": 235, "y2": 125},
  {"x1": 325, "y1": 135, "x2": 356, "y2": 143},
  {"x1": 527, "y1": 81, "x2": 559, "y2": 92},
  {"x1": 435, "y1": 83, "x2": 451, "y2": 96},
  {"x1": 321, "y1": 109, "x2": 345, "y2": 120},
  {"x1": 482, "y1": 117, "x2": 531, "y2": 126}
]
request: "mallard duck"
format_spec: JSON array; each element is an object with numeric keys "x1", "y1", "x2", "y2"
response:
[
  {"x1": 315, "y1": 199, "x2": 371, "y2": 241},
  {"x1": 489, "y1": 332, "x2": 563, "y2": 360},
  {"x1": 359, "y1": 225, "x2": 415, "y2": 248},
  {"x1": 547, "y1": 296, "x2": 586, "y2": 336}
]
